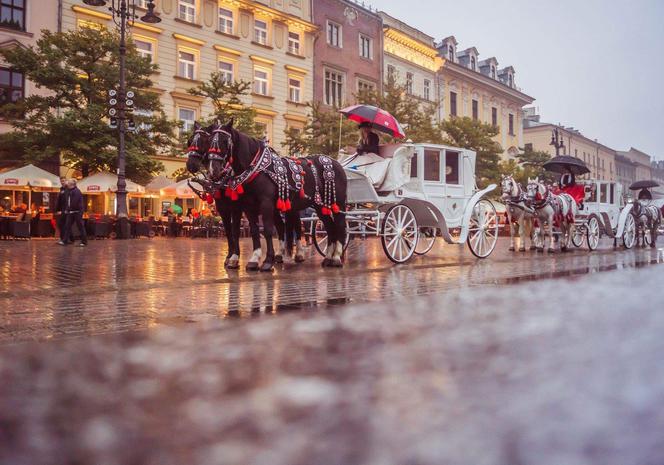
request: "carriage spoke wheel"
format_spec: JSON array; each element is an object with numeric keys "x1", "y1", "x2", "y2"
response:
[
  {"x1": 571, "y1": 227, "x2": 584, "y2": 248},
  {"x1": 312, "y1": 218, "x2": 350, "y2": 257},
  {"x1": 467, "y1": 199, "x2": 499, "y2": 259},
  {"x1": 414, "y1": 227, "x2": 436, "y2": 255},
  {"x1": 586, "y1": 216, "x2": 600, "y2": 251},
  {"x1": 381, "y1": 204, "x2": 419, "y2": 264},
  {"x1": 622, "y1": 213, "x2": 636, "y2": 249}
]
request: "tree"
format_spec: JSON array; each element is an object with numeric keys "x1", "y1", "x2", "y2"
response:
[
  {"x1": 188, "y1": 73, "x2": 263, "y2": 139},
  {"x1": 516, "y1": 146, "x2": 554, "y2": 182},
  {"x1": 441, "y1": 116, "x2": 503, "y2": 188},
  {"x1": 0, "y1": 28, "x2": 177, "y2": 184}
]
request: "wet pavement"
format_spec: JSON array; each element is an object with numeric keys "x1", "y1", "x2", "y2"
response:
[
  {"x1": 1, "y1": 253, "x2": 663, "y2": 464},
  {"x1": 1, "y1": 236, "x2": 663, "y2": 343}
]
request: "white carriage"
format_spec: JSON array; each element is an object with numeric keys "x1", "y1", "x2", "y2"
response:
[
  {"x1": 312, "y1": 142, "x2": 499, "y2": 263},
  {"x1": 568, "y1": 179, "x2": 638, "y2": 250}
]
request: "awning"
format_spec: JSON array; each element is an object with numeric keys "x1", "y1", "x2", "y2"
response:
[
  {"x1": 0, "y1": 164, "x2": 61, "y2": 189},
  {"x1": 145, "y1": 175, "x2": 174, "y2": 193},
  {"x1": 160, "y1": 178, "x2": 202, "y2": 199},
  {"x1": 78, "y1": 172, "x2": 145, "y2": 194}
]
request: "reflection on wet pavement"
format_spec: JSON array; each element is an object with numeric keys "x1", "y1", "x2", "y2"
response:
[{"x1": 1, "y1": 237, "x2": 663, "y2": 343}]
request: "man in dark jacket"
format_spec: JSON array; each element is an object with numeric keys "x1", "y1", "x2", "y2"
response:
[
  {"x1": 55, "y1": 177, "x2": 67, "y2": 242},
  {"x1": 59, "y1": 179, "x2": 87, "y2": 246}
]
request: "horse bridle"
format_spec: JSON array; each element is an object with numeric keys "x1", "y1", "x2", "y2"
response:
[
  {"x1": 207, "y1": 127, "x2": 236, "y2": 182},
  {"x1": 528, "y1": 182, "x2": 552, "y2": 210}
]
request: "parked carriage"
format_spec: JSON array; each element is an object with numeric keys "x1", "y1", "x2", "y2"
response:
[{"x1": 311, "y1": 142, "x2": 499, "y2": 263}]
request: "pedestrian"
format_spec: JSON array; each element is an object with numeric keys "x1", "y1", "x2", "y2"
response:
[
  {"x1": 59, "y1": 179, "x2": 88, "y2": 247},
  {"x1": 55, "y1": 177, "x2": 67, "y2": 242}
]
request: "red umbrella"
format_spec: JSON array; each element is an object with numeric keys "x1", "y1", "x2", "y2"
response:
[{"x1": 339, "y1": 104, "x2": 406, "y2": 139}]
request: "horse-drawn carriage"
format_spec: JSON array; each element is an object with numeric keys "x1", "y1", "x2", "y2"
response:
[{"x1": 311, "y1": 142, "x2": 499, "y2": 263}]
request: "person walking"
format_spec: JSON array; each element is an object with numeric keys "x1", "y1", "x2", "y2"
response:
[
  {"x1": 59, "y1": 179, "x2": 87, "y2": 247},
  {"x1": 55, "y1": 177, "x2": 68, "y2": 242}
]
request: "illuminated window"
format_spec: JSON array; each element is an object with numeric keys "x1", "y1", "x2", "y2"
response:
[
  {"x1": 288, "y1": 31, "x2": 301, "y2": 55},
  {"x1": 327, "y1": 21, "x2": 341, "y2": 47},
  {"x1": 0, "y1": 67, "x2": 23, "y2": 107},
  {"x1": 218, "y1": 60, "x2": 233, "y2": 83},
  {"x1": 324, "y1": 69, "x2": 343, "y2": 106},
  {"x1": 178, "y1": 107, "x2": 196, "y2": 137},
  {"x1": 254, "y1": 19, "x2": 268, "y2": 45},
  {"x1": 218, "y1": 7, "x2": 233, "y2": 34},
  {"x1": 423, "y1": 79, "x2": 431, "y2": 100},
  {"x1": 359, "y1": 34, "x2": 372, "y2": 59},
  {"x1": 134, "y1": 38, "x2": 154, "y2": 63},
  {"x1": 178, "y1": 0, "x2": 196, "y2": 23},
  {"x1": 288, "y1": 77, "x2": 301, "y2": 102},
  {"x1": 178, "y1": 50, "x2": 196, "y2": 79},
  {"x1": 254, "y1": 68, "x2": 269, "y2": 95},
  {"x1": 0, "y1": 0, "x2": 25, "y2": 32}
]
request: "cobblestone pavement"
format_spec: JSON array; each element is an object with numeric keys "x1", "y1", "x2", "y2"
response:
[
  {"x1": 1, "y1": 264, "x2": 663, "y2": 465},
  {"x1": 1, "y1": 237, "x2": 663, "y2": 343}
]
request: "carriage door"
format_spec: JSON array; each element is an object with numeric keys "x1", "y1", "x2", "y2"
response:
[
  {"x1": 442, "y1": 150, "x2": 465, "y2": 227},
  {"x1": 422, "y1": 148, "x2": 446, "y2": 210}
]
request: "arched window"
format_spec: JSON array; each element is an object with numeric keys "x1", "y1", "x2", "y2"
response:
[
  {"x1": 448, "y1": 45, "x2": 454, "y2": 61},
  {"x1": 470, "y1": 56, "x2": 476, "y2": 71}
]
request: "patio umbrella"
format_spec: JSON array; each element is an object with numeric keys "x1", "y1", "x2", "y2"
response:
[
  {"x1": 339, "y1": 104, "x2": 406, "y2": 139},
  {"x1": 160, "y1": 179, "x2": 199, "y2": 199},
  {"x1": 542, "y1": 155, "x2": 590, "y2": 175},
  {"x1": 0, "y1": 164, "x2": 60, "y2": 189},
  {"x1": 629, "y1": 180, "x2": 660, "y2": 190},
  {"x1": 170, "y1": 204, "x2": 183, "y2": 215},
  {"x1": 78, "y1": 172, "x2": 145, "y2": 193}
]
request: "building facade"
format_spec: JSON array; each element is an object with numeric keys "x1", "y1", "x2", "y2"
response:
[
  {"x1": 379, "y1": 11, "x2": 440, "y2": 114},
  {"x1": 523, "y1": 119, "x2": 617, "y2": 182},
  {"x1": 62, "y1": 0, "x2": 316, "y2": 178},
  {"x1": 615, "y1": 153, "x2": 637, "y2": 198},
  {"x1": 651, "y1": 160, "x2": 664, "y2": 197},
  {"x1": 312, "y1": 0, "x2": 382, "y2": 109},
  {"x1": 617, "y1": 148, "x2": 652, "y2": 184},
  {"x1": 437, "y1": 37, "x2": 534, "y2": 159}
]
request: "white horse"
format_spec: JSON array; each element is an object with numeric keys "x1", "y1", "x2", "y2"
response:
[
  {"x1": 526, "y1": 177, "x2": 578, "y2": 253},
  {"x1": 500, "y1": 174, "x2": 535, "y2": 252}
]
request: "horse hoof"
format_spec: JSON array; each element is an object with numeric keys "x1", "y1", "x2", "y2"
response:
[
  {"x1": 321, "y1": 258, "x2": 331, "y2": 267},
  {"x1": 536, "y1": 247, "x2": 544, "y2": 253},
  {"x1": 294, "y1": 255, "x2": 305, "y2": 263},
  {"x1": 561, "y1": 246, "x2": 568, "y2": 253},
  {"x1": 260, "y1": 262, "x2": 274, "y2": 272},
  {"x1": 245, "y1": 262, "x2": 259, "y2": 271},
  {"x1": 509, "y1": 247, "x2": 515, "y2": 252},
  {"x1": 274, "y1": 255, "x2": 283, "y2": 264},
  {"x1": 519, "y1": 247, "x2": 526, "y2": 252},
  {"x1": 529, "y1": 246, "x2": 537, "y2": 251},
  {"x1": 226, "y1": 260, "x2": 240, "y2": 269},
  {"x1": 547, "y1": 248, "x2": 555, "y2": 253},
  {"x1": 330, "y1": 258, "x2": 343, "y2": 267}
]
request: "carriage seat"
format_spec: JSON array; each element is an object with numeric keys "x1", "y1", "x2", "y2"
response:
[
  {"x1": 555, "y1": 184, "x2": 586, "y2": 206},
  {"x1": 341, "y1": 144, "x2": 413, "y2": 192}
]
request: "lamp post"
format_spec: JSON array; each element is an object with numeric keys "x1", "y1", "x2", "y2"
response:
[
  {"x1": 549, "y1": 127, "x2": 565, "y2": 157},
  {"x1": 82, "y1": 0, "x2": 160, "y2": 238}
]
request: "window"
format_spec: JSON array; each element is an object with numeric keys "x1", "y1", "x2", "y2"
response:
[
  {"x1": 472, "y1": 99, "x2": 478, "y2": 120},
  {"x1": 135, "y1": 108, "x2": 154, "y2": 135},
  {"x1": 525, "y1": 143, "x2": 533, "y2": 152},
  {"x1": 448, "y1": 45, "x2": 454, "y2": 62},
  {"x1": 324, "y1": 69, "x2": 343, "y2": 106},
  {"x1": 288, "y1": 31, "x2": 301, "y2": 55},
  {"x1": 387, "y1": 65, "x2": 395, "y2": 81},
  {"x1": 255, "y1": 117, "x2": 273, "y2": 143},
  {"x1": 445, "y1": 151, "x2": 460, "y2": 184},
  {"x1": 254, "y1": 68, "x2": 269, "y2": 95},
  {"x1": 509, "y1": 114, "x2": 514, "y2": 135},
  {"x1": 508, "y1": 74, "x2": 513, "y2": 88},
  {"x1": 136, "y1": 0, "x2": 149, "y2": 7},
  {"x1": 0, "y1": 0, "x2": 25, "y2": 31},
  {"x1": 178, "y1": 50, "x2": 196, "y2": 79},
  {"x1": 491, "y1": 65, "x2": 496, "y2": 79},
  {"x1": 218, "y1": 7, "x2": 233, "y2": 34},
  {"x1": 357, "y1": 79, "x2": 375, "y2": 93},
  {"x1": 0, "y1": 67, "x2": 23, "y2": 107},
  {"x1": 423, "y1": 79, "x2": 430, "y2": 100},
  {"x1": 450, "y1": 91, "x2": 457, "y2": 117},
  {"x1": 178, "y1": 0, "x2": 196, "y2": 23},
  {"x1": 406, "y1": 72, "x2": 413, "y2": 95},
  {"x1": 134, "y1": 38, "x2": 154, "y2": 63},
  {"x1": 254, "y1": 19, "x2": 268, "y2": 45},
  {"x1": 491, "y1": 107, "x2": 498, "y2": 127},
  {"x1": 410, "y1": 154, "x2": 418, "y2": 178},
  {"x1": 610, "y1": 184, "x2": 615, "y2": 204},
  {"x1": 359, "y1": 34, "x2": 372, "y2": 59},
  {"x1": 218, "y1": 60, "x2": 234, "y2": 83},
  {"x1": 178, "y1": 107, "x2": 196, "y2": 137},
  {"x1": 424, "y1": 150, "x2": 441, "y2": 182},
  {"x1": 600, "y1": 183, "x2": 608, "y2": 203},
  {"x1": 288, "y1": 77, "x2": 301, "y2": 102},
  {"x1": 470, "y1": 56, "x2": 476, "y2": 71},
  {"x1": 327, "y1": 21, "x2": 341, "y2": 47}
]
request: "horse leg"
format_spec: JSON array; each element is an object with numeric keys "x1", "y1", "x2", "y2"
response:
[
  {"x1": 245, "y1": 210, "x2": 262, "y2": 272},
  {"x1": 317, "y1": 210, "x2": 336, "y2": 267},
  {"x1": 260, "y1": 200, "x2": 276, "y2": 272},
  {"x1": 291, "y1": 213, "x2": 306, "y2": 263},
  {"x1": 226, "y1": 208, "x2": 242, "y2": 269},
  {"x1": 547, "y1": 213, "x2": 555, "y2": 253},
  {"x1": 219, "y1": 204, "x2": 237, "y2": 268},
  {"x1": 518, "y1": 215, "x2": 526, "y2": 252},
  {"x1": 330, "y1": 209, "x2": 346, "y2": 267},
  {"x1": 273, "y1": 212, "x2": 285, "y2": 264},
  {"x1": 508, "y1": 214, "x2": 516, "y2": 252}
]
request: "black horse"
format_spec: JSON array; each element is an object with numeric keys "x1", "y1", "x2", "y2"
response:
[{"x1": 206, "y1": 119, "x2": 347, "y2": 271}]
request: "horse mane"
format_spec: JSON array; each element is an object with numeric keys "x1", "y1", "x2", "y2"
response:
[{"x1": 228, "y1": 126, "x2": 263, "y2": 171}]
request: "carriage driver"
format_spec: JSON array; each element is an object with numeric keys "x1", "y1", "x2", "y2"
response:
[
  {"x1": 356, "y1": 122, "x2": 380, "y2": 156},
  {"x1": 638, "y1": 188, "x2": 653, "y2": 200},
  {"x1": 560, "y1": 167, "x2": 576, "y2": 188}
]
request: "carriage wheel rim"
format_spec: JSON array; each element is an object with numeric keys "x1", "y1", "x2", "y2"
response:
[
  {"x1": 623, "y1": 214, "x2": 636, "y2": 249},
  {"x1": 587, "y1": 218, "x2": 600, "y2": 249},
  {"x1": 415, "y1": 228, "x2": 436, "y2": 255},
  {"x1": 468, "y1": 200, "x2": 498, "y2": 258},
  {"x1": 382, "y1": 205, "x2": 418, "y2": 263}
]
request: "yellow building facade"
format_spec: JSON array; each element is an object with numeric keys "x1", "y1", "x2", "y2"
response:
[{"x1": 62, "y1": 0, "x2": 316, "y2": 178}]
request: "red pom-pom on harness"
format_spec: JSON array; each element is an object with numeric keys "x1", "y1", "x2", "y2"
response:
[
  {"x1": 205, "y1": 193, "x2": 214, "y2": 205},
  {"x1": 331, "y1": 203, "x2": 340, "y2": 214},
  {"x1": 187, "y1": 146, "x2": 198, "y2": 152},
  {"x1": 236, "y1": 184, "x2": 244, "y2": 195},
  {"x1": 213, "y1": 189, "x2": 222, "y2": 200},
  {"x1": 321, "y1": 207, "x2": 332, "y2": 216},
  {"x1": 299, "y1": 188, "x2": 306, "y2": 199},
  {"x1": 284, "y1": 199, "x2": 292, "y2": 211},
  {"x1": 276, "y1": 198, "x2": 285, "y2": 211}
]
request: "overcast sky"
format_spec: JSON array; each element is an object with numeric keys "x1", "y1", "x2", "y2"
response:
[{"x1": 376, "y1": 0, "x2": 664, "y2": 160}]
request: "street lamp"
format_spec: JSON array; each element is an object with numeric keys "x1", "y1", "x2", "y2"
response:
[
  {"x1": 549, "y1": 127, "x2": 565, "y2": 157},
  {"x1": 82, "y1": 0, "x2": 160, "y2": 238}
]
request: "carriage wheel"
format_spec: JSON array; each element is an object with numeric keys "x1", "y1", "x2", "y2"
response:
[
  {"x1": 414, "y1": 227, "x2": 436, "y2": 255},
  {"x1": 312, "y1": 218, "x2": 350, "y2": 257},
  {"x1": 586, "y1": 216, "x2": 600, "y2": 250},
  {"x1": 622, "y1": 213, "x2": 636, "y2": 249},
  {"x1": 643, "y1": 227, "x2": 653, "y2": 247},
  {"x1": 571, "y1": 227, "x2": 584, "y2": 248},
  {"x1": 467, "y1": 199, "x2": 499, "y2": 259},
  {"x1": 381, "y1": 204, "x2": 419, "y2": 264}
]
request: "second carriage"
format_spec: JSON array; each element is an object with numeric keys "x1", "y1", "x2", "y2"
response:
[{"x1": 311, "y1": 142, "x2": 500, "y2": 263}]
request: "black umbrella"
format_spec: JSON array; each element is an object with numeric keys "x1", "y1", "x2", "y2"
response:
[
  {"x1": 542, "y1": 155, "x2": 590, "y2": 175},
  {"x1": 629, "y1": 180, "x2": 660, "y2": 190}
]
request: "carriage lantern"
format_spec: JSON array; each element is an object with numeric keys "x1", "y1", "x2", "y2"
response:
[{"x1": 81, "y1": 0, "x2": 160, "y2": 238}]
